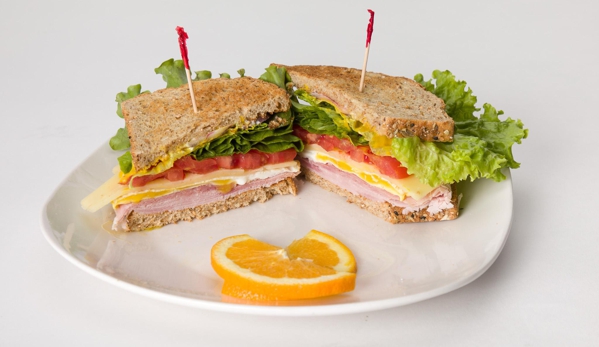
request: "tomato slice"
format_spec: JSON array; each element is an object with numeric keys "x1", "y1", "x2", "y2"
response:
[
  {"x1": 131, "y1": 173, "x2": 164, "y2": 187},
  {"x1": 266, "y1": 148, "x2": 297, "y2": 164},
  {"x1": 130, "y1": 167, "x2": 185, "y2": 187},
  {"x1": 214, "y1": 155, "x2": 236, "y2": 169},
  {"x1": 336, "y1": 138, "x2": 355, "y2": 152},
  {"x1": 174, "y1": 156, "x2": 219, "y2": 174},
  {"x1": 368, "y1": 155, "x2": 410, "y2": 179},
  {"x1": 348, "y1": 146, "x2": 370, "y2": 163},
  {"x1": 293, "y1": 125, "x2": 319, "y2": 144},
  {"x1": 235, "y1": 150, "x2": 268, "y2": 170},
  {"x1": 316, "y1": 136, "x2": 336, "y2": 151},
  {"x1": 165, "y1": 167, "x2": 185, "y2": 181}
]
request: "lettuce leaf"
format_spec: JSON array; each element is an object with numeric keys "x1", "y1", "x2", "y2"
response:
[
  {"x1": 190, "y1": 119, "x2": 304, "y2": 161},
  {"x1": 117, "y1": 151, "x2": 132, "y2": 174},
  {"x1": 155, "y1": 59, "x2": 224, "y2": 86},
  {"x1": 260, "y1": 66, "x2": 294, "y2": 94},
  {"x1": 391, "y1": 70, "x2": 528, "y2": 186},
  {"x1": 391, "y1": 134, "x2": 508, "y2": 186},
  {"x1": 115, "y1": 84, "x2": 147, "y2": 118},
  {"x1": 109, "y1": 127, "x2": 130, "y2": 151},
  {"x1": 194, "y1": 70, "x2": 212, "y2": 80},
  {"x1": 155, "y1": 59, "x2": 188, "y2": 88},
  {"x1": 292, "y1": 90, "x2": 368, "y2": 146},
  {"x1": 415, "y1": 70, "x2": 478, "y2": 122},
  {"x1": 111, "y1": 84, "x2": 148, "y2": 151}
]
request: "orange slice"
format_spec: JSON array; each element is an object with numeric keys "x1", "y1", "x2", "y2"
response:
[{"x1": 211, "y1": 230, "x2": 357, "y2": 301}]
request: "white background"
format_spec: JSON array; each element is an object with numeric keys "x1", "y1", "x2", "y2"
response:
[{"x1": 2, "y1": 0, "x2": 598, "y2": 345}]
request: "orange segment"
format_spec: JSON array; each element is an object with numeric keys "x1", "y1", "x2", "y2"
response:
[
  {"x1": 286, "y1": 229, "x2": 357, "y2": 273},
  {"x1": 211, "y1": 230, "x2": 357, "y2": 301}
]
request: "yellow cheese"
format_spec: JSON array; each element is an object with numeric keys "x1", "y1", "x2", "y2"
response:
[
  {"x1": 301, "y1": 144, "x2": 435, "y2": 201},
  {"x1": 81, "y1": 161, "x2": 300, "y2": 213}
]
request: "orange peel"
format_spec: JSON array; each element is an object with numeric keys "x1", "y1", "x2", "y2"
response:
[{"x1": 211, "y1": 230, "x2": 357, "y2": 301}]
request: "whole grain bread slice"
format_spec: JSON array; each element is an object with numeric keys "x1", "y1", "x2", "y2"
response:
[
  {"x1": 122, "y1": 77, "x2": 290, "y2": 171},
  {"x1": 125, "y1": 177, "x2": 297, "y2": 231},
  {"x1": 303, "y1": 169, "x2": 459, "y2": 223},
  {"x1": 276, "y1": 64, "x2": 454, "y2": 142}
]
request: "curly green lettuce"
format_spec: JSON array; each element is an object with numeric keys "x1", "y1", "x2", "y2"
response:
[
  {"x1": 154, "y1": 59, "x2": 188, "y2": 88},
  {"x1": 195, "y1": 70, "x2": 212, "y2": 80},
  {"x1": 117, "y1": 151, "x2": 133, "y2": 174},
  {"x1": 154, "y1": 58, "x2": 244, "y2": 87},
  {"x1": 191, "y1": 119, "x2": 303, "y2": 161},
  {"x1": 259, "y1": 65, "x2": 293, "y2": 93},
  {"x1": 391, "y1": 70, "x2": 528, "y2": 186},
  {"x1": 109, "y1": 127, "x2": 130, "y2": 151}
]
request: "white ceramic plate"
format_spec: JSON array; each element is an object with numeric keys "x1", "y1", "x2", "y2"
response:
[{"x1": 41, "y1": 143, "x2": 513, "y2": 316}]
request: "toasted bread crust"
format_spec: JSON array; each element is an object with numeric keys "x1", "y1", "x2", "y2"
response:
[
  {"x1": 277, "y1": 64, "x2": 454, "y2": 142},
  {"x1": 303, "y1": 169, "x2": 459, "y2": 223},
  {"x1": 124, "y1": 178, "x2": 297, "y2": 231},
  {"x1": 122, "y1": 77, "x2": 290, "y2": 171}
]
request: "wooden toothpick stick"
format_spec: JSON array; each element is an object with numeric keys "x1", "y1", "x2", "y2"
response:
[
  {"x1": 359, "y1": 9, "x2": 375, "y2": 92},
  {"x1": 176, "y1": 26, "x2": 198, "y2": 113}
]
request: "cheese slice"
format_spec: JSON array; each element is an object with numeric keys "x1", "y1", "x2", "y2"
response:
[
  {"x1": 81, "y1": 161, "x2": 300, "y2": 213},
  {"x1": 301, "y1": 144, "x2": 435, "y2": 201}
]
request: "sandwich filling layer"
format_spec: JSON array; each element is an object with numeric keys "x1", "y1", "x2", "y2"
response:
[
  {"x1": 113, "y1": 168, "x2": 299, "y2": 231},
  {"x1": 82, "y1": 161, "x2": 300, "y2": 213},
  {"x1": 292, "y1": 123, "x2": 453, "y2": 214},
  {"x1": 298, "y1": 152, "x2": 453, "y2": 215},
  {"x1": 301, "y1": 144, "x2": 435, "y2": 201}
]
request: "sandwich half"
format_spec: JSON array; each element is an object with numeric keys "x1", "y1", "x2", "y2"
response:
[
  {"x1": 82, "y1": 76, "x2": 303, "y2": 231},
  {"x1": 277, "y1": 64, "x2": 459, "y2": 223}
]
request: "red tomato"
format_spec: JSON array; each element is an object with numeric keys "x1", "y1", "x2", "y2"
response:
[
  {"x1": 316, "y1": 136, "x2": 336, "y2": 151},
  {"x1": 293, "y1": 125, "x2": 310, "y2": 141},
  {"x1": 130, "y1": 167, "x2": 183, "y2": 186},
  {"x1": 215, "y1": 155, "x2": 236, "y2": 169},
  {"x1": 131, "y1": 173, "x2": 165, "y2": 187},
  {"x1": 174, "y1": 156, "x2": 219, "y2": 174},
  {"x1": 349, "y1": 146, "x2": 370, "y2": 163},
  {"x1": 306, "y1": 132, "x2": 320, "y2": 144},
  {"x1": 266, "y1": 148, "x2": 297, "y2": 164},
  {"x1": 165, "y1": 167, "x2": 185, "y2": 181},
  {"x1": 235, "y1": 150, "x2": 268, "y2": 170},
  {"x1": 293, "y1": 125, "x2": 319, "y2": 144},
  {"x1": 173, "y1": 156, "x2": 196, "y2": 170},
  {"x1": 336, "y1": 138, "x2": 354, "y2": 152},
  {"x1": 369, "y1": 155, "x2": 410, "y2": 179}
]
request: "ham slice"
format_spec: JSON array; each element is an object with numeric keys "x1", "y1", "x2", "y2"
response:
[
  {"x1": 113, "y1": 171, "x2": 298, "y2": 231},
  {"x1": 300, "y1": 158, "x2": 453, "y2": 214}
]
